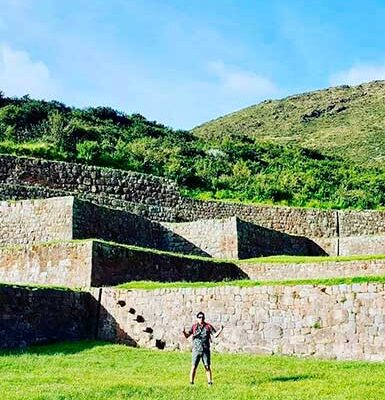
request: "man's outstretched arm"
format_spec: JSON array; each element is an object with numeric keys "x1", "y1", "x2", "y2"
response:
[
  {"x1": 214, "y1": 324, "x2": 224, "y2": 338},
  {"x1": 182, "y1": 327, "x2": 192, "y2": 339}
]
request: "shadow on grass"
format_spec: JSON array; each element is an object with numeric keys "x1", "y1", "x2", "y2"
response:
[
  {"x1": 271, "y1": 374, "x2": 315, "y2": 382},
  {"x1": 0, "y1": 340, "x2": 111, "y2": 356}
]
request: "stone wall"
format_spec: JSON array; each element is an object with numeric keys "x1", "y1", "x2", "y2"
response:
[
  {"x1": 0, "y1": 196, "x2": 74, "y2": 246},
  {"x1": 236, "y1": 218, "x2": 327, "y2": 258},
  {"x1": 161, "y1": 217, "x2": 238, "y2": 259},
  {"x1": 0, "y1": 183, "x2": 178, "y2": 221},
  {"x1": 91, "y1": 241, "x2": 246, "y2": 286},
  {"x1": 0, "y1": 196, "x2": 207, "y2": 257},
  {"x1": 339, "y1": 236, "x2": 385, "y2": 256},
  {"x1": 178, "y1": 199, "x2": 338, "y2": 239},
  {"x1": 94, "y1": 283, "x2": 385, "y2": 361},
  {"x1": 0, "y1": 240, "x2": 246, "y2": 288},
  {"x1": 0, "y1": 285, "x2": 93, "y2": 349},
  {"x1": 73, "y1": 199, "x2": 209, "y2": 256},
  {"x1": 0, "y1": 154, "x2": 180, "y2": 208},
  {"x1": 339, "y1": 210, "x2": 385, "y2": 236},
  {"x1": 239, "y1": 259, "x2": 385, "y2": 281},
  {"x1": 0, "y1": 241, "x2": 93, "y2": 287},
  {"x1": 2, "y1": 155, "x2": 385, "y2": 257}
]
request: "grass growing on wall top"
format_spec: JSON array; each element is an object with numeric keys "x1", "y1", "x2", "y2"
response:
[
  {"x1": 2, "y1": 341, "x2": 385, "y2": 399},
  {"x1": 236, "y1": 253, "x2": 385, "y2": 264},
  {"x1": 4, "y1": 238, "x2": 385, "y2": 265},
  {"x1": 116, "y1": 275, "x2": 385, "y2": 290},
  {"x1": 0, "y1": 281, "x2": 81, "y2": 292}
]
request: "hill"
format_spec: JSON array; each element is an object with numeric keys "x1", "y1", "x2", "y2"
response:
[
  {"x1": 1, "y1": 89, "x2": 385, "y2": 209},
  {"x1": 193, "y1": 80, "x2": 385, "y2": 166}
]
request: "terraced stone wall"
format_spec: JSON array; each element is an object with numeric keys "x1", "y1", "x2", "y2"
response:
[
  {"x1": 0, "y1": 241, "x2": 93, "y2": 287},
  {"x1": 2, "y1": 155, "x2": 385, "y2": 257},
  {"x1": 0, "y1": 286, "x2": 93, "y2": 349},
  {"x1": 0, "y1": 240, "x2": 246, "y2": 288},
  {"x1": 161, "y1": 217, "x2": 238, "y2": 259},
  {"x1": 0, "y1": 196, "x2": 74, "y2": 246},
  {"x1": 236, "y1": 218, "x2": 327, "y2": 258},
  {"x1": 95, "y1": 283, "x2": 385, "y2": 361},
  {"x1": 0, "y1": 196, "x2": 208, "y2": 257},
  {"x1": 239, "y1": 259, "x2": 385, "y2": 280},
  {"x1": 0, "y1": 155, "x2": 180, "y2": 208},
  {"x1": 91, "y1": 241, "x2": 246, "y2": 286}
]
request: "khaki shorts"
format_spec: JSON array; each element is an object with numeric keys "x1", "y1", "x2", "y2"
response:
[{"x1": 192, "y1": 350, "x2": 211, "y2": 368}]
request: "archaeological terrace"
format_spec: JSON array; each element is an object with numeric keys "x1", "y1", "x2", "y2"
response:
[{"x1": 1, "y1": 155, "x2": 385, "y2": 361}]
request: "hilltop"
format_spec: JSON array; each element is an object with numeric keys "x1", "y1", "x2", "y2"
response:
[{"x1": 193, "y1": 80, "x2": 385, "y2": 166}]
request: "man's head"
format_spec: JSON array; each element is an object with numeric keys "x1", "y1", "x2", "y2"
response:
[{"x1": 196, "y1": 311, "x2": 205, "y2": 323}]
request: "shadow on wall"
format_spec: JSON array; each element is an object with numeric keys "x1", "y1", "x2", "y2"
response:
[
  {"x1": 237, "y1": 219, "x2": 328, "y2": 258},
  {"x1": 73, "y1": 198, "x2": 211, "y2": 258},
  {"x1": 91, "y1": 241, "x2": 248, "y2": 286},
  {"x1": 95, "y1": 294, "x2": 166, "y2": 350},
  {"x1": 0, "y1": 286, "x2": 143, "y2": 352}
]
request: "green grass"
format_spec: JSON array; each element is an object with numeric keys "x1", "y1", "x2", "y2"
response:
[
  {"x1": 0, "y1": 140, "x2": 66, "y2": 160},
  {"x1": 236, "y1": 253, "x2": 385, "y2": 264},
  {"x1": 1, "y1": 341, "x2": 385, "y2": 399},
  {"x1": 0, "y1": 281, "x2": 81, "y2": 292},
  {"x1": 193, "y1": 80, "x2": 385, "y2": 166},
  {"x1": 116, "y1": 275, "x2": 385, "y2": 290},
  {"x1": 4, "y1": 238, "x2": 385, "y2": 266}
]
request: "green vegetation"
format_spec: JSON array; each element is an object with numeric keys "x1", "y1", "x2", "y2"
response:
[
  {"x1": 0, "y1": 281, "x2": 80, "y2": 292},
  {"x1": 193, "y1": 80, "x2": 385, "y2": 166},
  {"x1": 236, "y1": 253, "x2": 385, "y2": 264},
  {"x1": 116, "y1": 275, "x2": 385, "y2": 290},
  {"x1": 2, "y1": 341, "x2": 385, "y2": 399},
  {"x1": 2, "y1": 84, "x2": 385, "y2": 209}
]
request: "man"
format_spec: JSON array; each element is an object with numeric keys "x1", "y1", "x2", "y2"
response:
[{"x1": 182, "y1": 311, "x2": 223, "y2": 385}]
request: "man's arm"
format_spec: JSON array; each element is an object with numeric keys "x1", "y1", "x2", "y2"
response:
[
  {"x1": 213, "y1": 324, "x2": 224, "y2": 338},
  {"x1": 182, "y1": 327, "x2": 192, "y2": 339}
]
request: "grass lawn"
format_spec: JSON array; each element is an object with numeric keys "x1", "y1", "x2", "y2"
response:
[{"x1": 1, "y1": 341, "x2": 385, "y2": 400}]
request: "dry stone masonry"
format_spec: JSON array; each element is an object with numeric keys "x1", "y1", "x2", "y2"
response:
[
  {"x1": 0, "y1": 285, "x2": 93, "y2": 349},
  {"x1": 1, "y1": 155, "x2": 385, "y2": 256},
  {"x1": 94, "y1": 283, "x2": 385, "y2": 361},
  {"x1": 2, "y1": 154, "x2": 385, "y2": 361},
  {"x1": 239, "y1": 258, "x2": 385, "y2": 281}
]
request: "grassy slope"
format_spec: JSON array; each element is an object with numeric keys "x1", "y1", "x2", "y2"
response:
[
  {"x1": 193, "y1": 80, "x2": 385, "y2": 166},
  {"x1": 1, "y1": 341, "x2": 385, "y2": 400}
]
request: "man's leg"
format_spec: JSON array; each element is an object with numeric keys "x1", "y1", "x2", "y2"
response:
[
  {"x1": 204, "y1": 365, "x2": 213, "y2": 384},
  {"x1": 203, "y1": 351, "x2": 213, "y2": 384},
  {"x1": 190, "y1": 352, "x2": 201, "y2": 384},
  {"x1": 190, "y1": 365, "x2": 198, "y2": 384}
]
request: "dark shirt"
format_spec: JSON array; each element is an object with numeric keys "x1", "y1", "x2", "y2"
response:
[{"x1": 189, "y1": 322, "x2": 216, "y2": 352}]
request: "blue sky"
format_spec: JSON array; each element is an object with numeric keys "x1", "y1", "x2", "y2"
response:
[{"x1": 1, "y1": 0, "x2": 385, "y2": 129}]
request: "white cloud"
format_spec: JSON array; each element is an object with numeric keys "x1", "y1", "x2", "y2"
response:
[
  {"x1": 330, "y1": 64, "x2": 385, "y2": 86},
  {"x1": 208, "y1": 60, "x2": 277, "y2": 97},
  {"x1": 0, "y1": 43, "x2": 57, "y2": 98}
]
